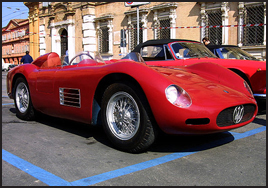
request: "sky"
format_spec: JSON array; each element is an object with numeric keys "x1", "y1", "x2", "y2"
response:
[{"x1": 2, "y1": 2, "x2": 29, "y2": 28}]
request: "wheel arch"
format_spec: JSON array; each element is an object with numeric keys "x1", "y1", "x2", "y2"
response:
[
  {"x1": 229, "y1": 68, "x2": 252, "y2": 88},
  {"x1": 11, "y1": 73, "x2": 27, "y2": 98},
  {"x1": 92, "y1": 73, "x2": 156, "y2": 126}
]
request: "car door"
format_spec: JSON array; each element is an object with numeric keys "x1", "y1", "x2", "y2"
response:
[{"x1": 36, "y1": 68, "x2": 59, "y2": 93}]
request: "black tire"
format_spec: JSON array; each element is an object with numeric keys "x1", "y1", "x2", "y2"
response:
[
  {"x1": 101, "y1": 82, "x2": 156, "y2": 153},
  {"x1": 13, "y1": 77, "x2": 35, "y2": 120}
]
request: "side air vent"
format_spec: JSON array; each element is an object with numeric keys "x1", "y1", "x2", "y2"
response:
[{"x1": 59, "y1": 88, "x2": 81, "y2": 108}]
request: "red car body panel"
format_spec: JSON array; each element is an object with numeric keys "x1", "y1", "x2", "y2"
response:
[
  {"x1": 7, "y1": 52, "x2": 257, "y2": 135},
  {"x1": 181, "y1": 58, "x2": 266, "y2": 96},
  {"x1": 133, "y1": 39, "x2": 266, "y2": 98}
]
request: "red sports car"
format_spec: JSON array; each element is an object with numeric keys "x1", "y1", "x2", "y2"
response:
[
  {"x1": 206, "y1": 44, "x2": 262, "y2": 61},
  {"x1": 132, "y1": 39, "x2": 266, "y2": 102},
  {"x1": 6, "y1": 51, "x2": 257, "y2": 153}
]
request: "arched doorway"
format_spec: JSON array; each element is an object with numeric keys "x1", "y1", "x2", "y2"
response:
[{"x1": 60, "y1": 29, "x2": 68, "y2": 57}]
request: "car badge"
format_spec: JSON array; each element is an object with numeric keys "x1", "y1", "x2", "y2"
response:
[
  {"x1": 233, "y1": 105, "x2": 244, "y2": 124},
  {"x1": 223, "y1": 90, "x2": 229, "y2": 93}
]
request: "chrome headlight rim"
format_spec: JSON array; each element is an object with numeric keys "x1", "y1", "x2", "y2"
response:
[{"x1": 244, "y1": 81, "x2": 254, "y2": 97}]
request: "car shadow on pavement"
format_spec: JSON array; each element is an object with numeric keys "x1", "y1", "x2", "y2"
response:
[
  {"x1": 148, "y1": 131, "x2": 234, "y2": 153},
  {"x1": 8, "y1": 108, "x2": 253, "y2": 154},
  {"x1": 253, "y1": 117, "x2": 266, "y2": 126},
  {"x1": 9, "y1": 108, "x2": 114, "y2": 149}
]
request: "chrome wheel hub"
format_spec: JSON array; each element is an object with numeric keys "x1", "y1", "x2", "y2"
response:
[
  {"x1": 106, "y1": 92, "x2": 140, "y2": 140},
  {"x1": 15, "y1": 82, "x2": 29, "y2": 113}
]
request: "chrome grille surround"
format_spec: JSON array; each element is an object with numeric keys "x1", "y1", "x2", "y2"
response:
[{"x1": 216, "y1": 104, "x2": 256, "y2": 127}]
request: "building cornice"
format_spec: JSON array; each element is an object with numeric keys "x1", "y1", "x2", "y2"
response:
[
  {"x1": 150, "y1": 3, "x2": 177, "y2": 11},
  {"x1": 124, "y1": 9, "x2": 149, "y2": 16}
]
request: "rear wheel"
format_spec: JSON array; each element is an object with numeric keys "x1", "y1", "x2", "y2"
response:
[
  {"x1": 14, "y1": 77, "x2": 35, "y2": 120},
  {"x1": 101, "y1": 83, "x2": 156, "y2": 153}
]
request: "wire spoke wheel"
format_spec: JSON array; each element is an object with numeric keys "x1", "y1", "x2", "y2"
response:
[
  {"x1": 14, "y1": 77, "x2": 35, "y2": 120},
  {"x1": 15, "y1": 82, "x2": 30, "y2": 113},
  {"x1": 101, "y1": 82, "x2": 157, "y2": 153},
  {"x1": 106, "y1": 91, "x2": 140, "y2": 140}
]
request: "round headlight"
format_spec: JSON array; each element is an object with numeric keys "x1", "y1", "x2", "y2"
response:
[
  {"x1": 166, "y1": 85, "x2": 178, "y2": 104},
  {"x1": 165, "y1": 85, "x2": 192, "y2": 108}
]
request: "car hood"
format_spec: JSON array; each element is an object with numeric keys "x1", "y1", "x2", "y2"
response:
[
  {"x1": 184, "y1": 58, "x2": 266, "y2": 71},
  {"x1": 149, "y1": 63, "x2": 253, "y2": 101}
]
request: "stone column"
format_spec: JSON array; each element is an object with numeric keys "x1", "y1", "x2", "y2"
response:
[
  {"x1": 67, "y1": 18, "x2": 75, "y2": 60},
  {"x1": 169, "y1": 7, "x2": 177, "y2": 39},
  {"x1": 221, "y1": 2, "x2": 229, "y2": 44},
  {"x1": 141, "y1": 13, "x2": 147, "y2": 42},
  {"x1": 237, "y1": 2, "x2": 244, "y2": 47},
  {"x1": 107, "y1": 19, "x2": 113, "y2": 54},
  {"x1": 39, "y1": 18, "x2": 46, "y2": 56},
  {"x1": 82, "y1": 14, "x2": 96, "y2": 53},
  {"x1": 200, "y1": 3, "x2": 206, "y2": 41}
]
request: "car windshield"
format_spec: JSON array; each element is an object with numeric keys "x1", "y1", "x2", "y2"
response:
[
  {"x1": 218, "y1": 47, "x2": 259, "y2": 60},
  {"x1": 122, "y1": 52, "x2": 146, "y2": 64},
  {"x1": 171, "y1": 42, "x2": 217, "y2": 59}
]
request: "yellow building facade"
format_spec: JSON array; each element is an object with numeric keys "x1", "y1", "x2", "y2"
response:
[
  {"x1": 24, "y1": 2, "x2": 40, "y2": 60},
  {"x1": 24, "y1": 2, "x2": 266, "y2": 60}
]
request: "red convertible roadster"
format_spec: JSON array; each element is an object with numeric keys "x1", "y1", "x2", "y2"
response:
[
  {"x1": 7, "y1": 51, "x2": 257, "y2": 152},
  {"x1": 132, "y1": 39, "x2": 266, "y2": 102}
]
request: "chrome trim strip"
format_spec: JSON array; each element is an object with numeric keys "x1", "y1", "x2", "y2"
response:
[{"x1": 254, "y1": 94, "x2": 266, "y2": 98}]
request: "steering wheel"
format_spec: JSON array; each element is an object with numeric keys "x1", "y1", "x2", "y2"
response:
[{"x1": 69, "y1": 52, "x2": 94, "y2": 65}]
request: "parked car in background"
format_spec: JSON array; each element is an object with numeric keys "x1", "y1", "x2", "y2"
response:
[
  {"x1": 2, "y1": 62, "x2": 12, "y2": 71},
  {"x1": 132, "y1": 39, "x2": 266, "y2": 103},
  {"x1": 8, "y1": 64, "x2": 17, "y2": 71},
  {"x1": 206, "y1": 45, "x2": 262, "y2": 61},
  {"x1": 6, "y1": 51, "x2": 257, "y2": 153}
]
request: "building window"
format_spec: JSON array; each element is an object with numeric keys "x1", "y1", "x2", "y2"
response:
[
  {"x1": 2, "y1": 35, "x2": 6, "y2": 41},
  {"x1": 205, "y1": 9, "x2": 222, "y2": 45},
  {"x1": 133, "y1": 23, "x2": 143, "y2": 47},
  {"x1": 128, "y1": 22, "x2": 143, "y2": 51},
  {"x1": 201, "y1": 2, "x2": 230, "y2": 45},
  {"x1": 243, "y1": 3, "x2": 265, "y2": 46},
  {"x1": 153, "y1": 13, "x2": 171, "y2": 40},
  {"x1": 98, "y1": 26, "x2": 109, "y2": 53},
  {"x1": 26, "y1": 28, "x2": 29, "y2": 36},
  {"x1": 60, "y1": 29, "x2": 68, "y2": 57},
  {"x1": 151, "y1": 3, "x2": 177, "y2": 40},
  {"x1": 125, "y1": 9, "x2": 148, "y2": 51},
  {"x1": 22, "y1": 30, "x2": 26, "y2": 37},
  {"x1": 158, "y1": 19, "x2": 171, "y2": 39},
  {"x1": 95, "y1": 15, "x2": 114, "y2": 55},
  {"x1": 18, "y1": 31, "x2": 22, "y2": 37}
]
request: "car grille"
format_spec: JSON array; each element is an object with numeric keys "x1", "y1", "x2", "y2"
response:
[
  {"x1": 216, "y1": 104, "x2": 256, "y2": 127},
  {"x1": 59, "y1": 88, "x2": 81, "y2": 108}
]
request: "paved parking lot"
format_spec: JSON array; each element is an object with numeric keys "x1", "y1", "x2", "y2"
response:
[{"x1": 2, "y1": 71, "x2": 266, "y2": 186}]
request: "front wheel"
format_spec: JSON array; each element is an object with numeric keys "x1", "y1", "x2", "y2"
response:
[
  {"x1": 14, "y1": 77, "x2": 35, "y2": 120},
  {"x1": 101, "y1": 83, "x2": 156, "y2": 153}
]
